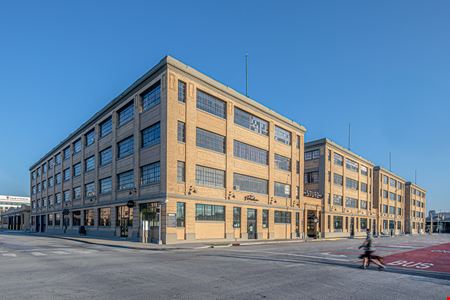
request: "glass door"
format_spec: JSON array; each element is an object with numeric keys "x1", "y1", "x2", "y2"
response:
[{"x1": 247, "y1": 209, "x2": 257, "y2": 239}]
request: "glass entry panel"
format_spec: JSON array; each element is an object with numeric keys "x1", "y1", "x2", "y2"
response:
[
  {"x1": 140, "y1": 203, "x2": 160, "y2": 244},
  {"x1": 247, "y1": 209, "x2": 257, "y2": 239},
  {"x1": 117, "y1": 206, "x2": 133, "y2": 238},
  {"x1": 350, "y1": 217, "x2": 355, "y2": 237}
]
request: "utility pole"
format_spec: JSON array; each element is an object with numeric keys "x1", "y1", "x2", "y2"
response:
[{"x1": 414, "y1": 169, "x2": 417, "y2": 184}]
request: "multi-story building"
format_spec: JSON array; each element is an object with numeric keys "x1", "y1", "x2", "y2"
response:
[
  {"x1": 304, "y1": 139, "x2": 376, "y2": 238},
  {"x1": 405, "y1": 182, "x2": 426, "y2": 234},
  {"x1": 373, "y1": 167, "x2": 406, "y2": 235},
  {"x1": 0, "y1": 205, "x2": 30, "y2": 231},
  {"x1": 29, "y1": 56, "x2": 307, "y2": 243},
  {"x1": 0, "y1": 195, "x2": 30, "y2": 214}
]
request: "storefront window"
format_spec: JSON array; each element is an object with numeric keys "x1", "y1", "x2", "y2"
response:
[{"x1": 99, "y1": 208, "x2": 111, "y2": 226}]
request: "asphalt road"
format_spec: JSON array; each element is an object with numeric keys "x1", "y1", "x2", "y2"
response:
[{"x1": 0, "y1": 233, "x2": 449, "y2": 300}]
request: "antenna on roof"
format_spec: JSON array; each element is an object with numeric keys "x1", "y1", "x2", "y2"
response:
[
  {"x1": 348, "y1": 123, "x2": 351, "y2": 150},
  {"x1": 389, "y1": 152, "x2": 392, "y2": 171},
  {"x1": 245, "y1": 53, "x2": 249, "y2": 97},
  {"x1": 415, "y1": 169, "x2": 417, "y2": 184}
]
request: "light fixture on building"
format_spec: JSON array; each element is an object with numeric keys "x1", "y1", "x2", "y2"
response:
[{"x1": 188, "y1": 186, "x2": 197, "y2": 195}]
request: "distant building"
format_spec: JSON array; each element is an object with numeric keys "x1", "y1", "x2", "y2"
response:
[
  {"x1": 0, "y1": 205, "x2": 31, "y2": 231},
  {"x1": 426, "y1": 210, "x2": 450, "y2": 233},
  {"x1": 0, "y1": 195, "x2": 30, "y2": 214}
]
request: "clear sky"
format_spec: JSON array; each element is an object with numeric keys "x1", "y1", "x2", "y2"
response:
[{"x1": 0, "y1": 1, "x2": 449, "y2": 211}]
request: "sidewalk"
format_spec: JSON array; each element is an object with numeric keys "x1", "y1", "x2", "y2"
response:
[{"x1": 0, "y1": 230, "x2": 365, "y2": 251}]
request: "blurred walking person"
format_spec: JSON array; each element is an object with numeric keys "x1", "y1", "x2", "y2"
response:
[{"x1": 359, "y1": 228, "x2": 385, "y2": 270}]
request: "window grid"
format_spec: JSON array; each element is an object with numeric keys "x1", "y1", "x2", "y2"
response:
[
  {"x1": 118, "y1": 136, "x2": 134, "y2": 159},
  {"x1": 233, "y1": 140, "x2": 268, "y2": 165},
  {"x1": 274, "y1": 153, "x2": 291, "y2": 171},
  {"x1": 177, "y1": 121, "x2": 186, "y2": 142},
  {"x1": 177, "y1": 161, "x2": 185, "y2": 183},
  {"x1": 233, "y1": 173, "x2": 268, "y2": 195},
  {"x1": 196, "y1": 128, "x2": 225, "y2": 153},
  {"x1": 100, "y1": 117, "x2": 112, "y2": 137},
  {"x1": 142, "y1": 82, "x2": 161, "y2": 111},
  {"x1": 234, "y1": 107, "x2": 268, "y2": 136},
  {"x1": 141, "y1": 162, "x2": 160, "y2": 186},
  {"x1": 85, "y1": 156, "x2": 95, "y2": 172},
  {"x1": 100, "y1": 177, "x2": 112, "y2": 194},
  {"x1": 195, "y1": 165, "x2": 225, "y2": 188},
  {"x1": 178, "y1": 80, "x2": 186, "y2": 103},
  {"x1": 196, "y1": 90, "x2": 226, "y2": 119},
  {"x1": 142, "y1": 122, "x2": 160, "y2": 148},
  {"x1": 118, "y1": 170, "x2": 135, "y2": 190},
  {"x1": 274, "y1": 182, "x2": 291, "y2": 197},
  {"x1": 274, "y1": 126, "x2": 291, "y2": 145},
  {"x1": 118, "y1": 102, "x2": 134, "y2": 126},
  {"x1": 100, "y1": 147, "x2": 112, "y2": 166},
  {"x1": 86, "y1": 129, "x2": 95, "y2": 146},
  {"x1": 195, "y1": 204, "x2": 225, "y2": 221}
]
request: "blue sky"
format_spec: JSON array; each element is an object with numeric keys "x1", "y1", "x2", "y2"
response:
[{"x1": 0, "y1": 1, "x2": 448, "y2": 211}]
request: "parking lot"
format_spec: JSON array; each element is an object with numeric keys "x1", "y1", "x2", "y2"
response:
[{"x1": 0, "y1": 232, "x2": 449, "y2": 299}]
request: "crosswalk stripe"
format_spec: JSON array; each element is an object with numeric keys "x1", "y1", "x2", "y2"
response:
[
  {"x1": 2, "y1": 253, "x2": 16, "y2": 257},
  {"x1": 31, "y1": 252, "x2": 46, "y2": 256}
]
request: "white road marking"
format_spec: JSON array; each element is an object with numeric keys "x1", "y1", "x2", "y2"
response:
[
  {"x1": 2, "y1": 253, "x2": 17, "y2": 257},
  {"x1": 52, "y1": 251, "x2": 70, "y2": 255},
  {"x1": 31, "y1": 252, "x2": 46, "y2": 256},
  {"x1": 71, "y1": 249, "x2": 98, "y2": 254},
  {"x1": 321, "y1": 252, "x2": 347, "y2": 258},
  {"x1": 225, "y1": 249, "x2": 351, "y2": 262}
]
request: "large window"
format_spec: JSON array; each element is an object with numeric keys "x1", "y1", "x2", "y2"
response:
[
  {"x1": 195, "y1": 165, "x2": 225, "y2": 188},
  {"x1": 141, "y1": 162, "x2": 160, "y2": 186},
  {"x1": 304, "y1": 150, "x2": 320, "y2": 161},
  {"x1": 63, "y1": 190, "x2": 71, "y2": 202},
  {"x1": 334, "y1": 153, "x2": 343, "y2": 166},
  {"x1": 177, "y1": 161, "x2": 185, "y2": 183},
  {"x1": 360, "y1": 218, "x2": 368, "y2": 230},
  {"x1": 72, "y1": 211, "x2": 81, "y2": 226},
  {"x1": 389, "y1": 192, "x2": 396, "y2": 201},
  {"x1": 333, "y1": 195, "x2": 343, "y2": 206},
  {"x1": 73, "y1": 162, "x2": 81, "y2": 177},
  {"x1": 361, "y1": 166, "x2": 368, "y2": 176},
  {"x1": 262, "y1": 209, "x2": 269, "y2": 228},
  {"x1": 118, "y1": 102, "x2": 134, "y2": 126},
  {"x1": 389, "y1": 206, "x2": 395, "y2": 214},
  {"x1": 346, "y1": 159, "x2": 358, "y2": 172},
  {"x1": 55, "y1": 153, "x2": 62, "y2": 165},
  {"x1": 389, "y1": 178, "x2": 396, "y2": 187},
  {"x1": 55, "y1": 213, "x2": 61, "y2": 226},
  {"x1": 48, "y1": 214, "x2": 53, "y2": 226},
  {"x1": 178, "y1": 80, "x2": 186, "y2": 103},
  {"x1": 361, "y1": 182, "x2": 368, "y2": 193},
  {"x1": 383, "y1": 204, "x2": 388, "y2": 213},
  {"x1": 85, "y1": 182, "x2": 95, "y2": 197},
  {"x1": 397, "y1": 208, "x2": 402, "y2": 216},
  {"x1": 233, "y1": 140, "x2": 268, "y2": 165},
  {"x1": 196, "y1": 128, "x2": 225, "y2": 153},
  {"x1": 116, "y1": 206, "x2": 133, "y2": 226},
  {"x1": 99, "y1": 117, "x2": 112, "y2": 138},
  {"x1": 345, "y1": 197, "x2": 358, "y2": 208},
  {"x1": 233, "y1": 207, "x2": 241, "y2": 228},
  {"x1": 333, "y1": 216, "x2": 343, "y2": 231},
  {"x1": 84, "y1": 209, "x2": 94, "y2": 226},
  {"x1": 233, "y1": 173, "x2": 268, "y2": 194},
  {"x1": 55, "y1": 193, "x2": 61, "y2": 204},
  {"x1": 73, "y1": 139, "x2": 81, "y2": 154},
  {"x1": 304, "y1": 171, "x2": 319, "y2": 184},
  {"x1": 234, "y1": 107, "x2": 268, "y2": 135},
  {"x1": 383, "y1": 190, "x2": 388, "y2": 198},
  {"x1": 85, "y1": 156, "x2": 95, "y2": 172},
  {"x1": 196, "y1": 90, "x2": 226, "y2": 119},
  {"x1": 177, "y1": 121, "x2": 185, "y2": 142},
  {"x1": 176, "y1": 202, "x2": 185, "y2": 227},
  {"x1": 360, "y1": 200, "x2": 368, "y2": 209},
  {"x1": 274, "y1": 154, "x2": 291, "y2": 171},
  {"x1": 118, "y1": 170, "x2": 134, "y2": 190},
  {"x1": 99, "y1": 177, "x2": 112, "y2": 194},
  {"x1": 383, "y1": 175, "x2": 388, "y2": 184},
  {"x1": 346, "y1": 178, "x2": 359, "y2": 190},
  {"x1": 98, "y1": 208, "x2": 111, "y2": 226},
  {"x1": 73, "y1": 186, "x2": 81, "y2": 200},
  {"x1": 141, "y1": 122, "x2": 160, "y2": 148},
  {"x1": 85, "y1": 129, "x2": 95, "y2": 146},
  {"x1": 117, "y1": 136, "x2": 134, "y2": 159},
  {"x1": 63, "y1": 146, "x2": 71, "y2": 160},
  {"x1": 274, "y1": 126, "x2": 291, "y2": 145},
  {"x1": 63, "y1": 168, "x2": 71, "y2": 181},
  {"x1": 274, "y1": 211, "x2": 291, "y2": 223},
  {"x1": 100, "y1": 147, "x2": 112, "y2": 166},
  {"x1": 333, "y1": 174, "x2": 343, "y2": 186},
  {"x1": 274, "y1": 182, "x2": 291, "y2": 197},
  {"x1": 141, "y1": 82, "x2": 160, "y2": 111},
  {"x1": 195, "y1": 204, "x2": 225, "y2": 221}
]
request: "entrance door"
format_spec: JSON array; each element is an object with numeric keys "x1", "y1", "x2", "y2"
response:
[
  {"x1": 372, "y1": 219, "x2": 376, "y2": 236},
  {"x1": 247, "y1": 209, "x2": 257, "y2": 239},
  {"x1": 295, "y1": 212, "x2": 300, "y2": 238},
  {"x1": 140, "y1": 203, "x2": 160, "y2": 244},
  {"x1": 350, "y1": 217, "x2": 355, "y2": 237},
  {"x1": 41, "y1": 215, "x2": 46, "y2": 232},
  {"x1": 119, "y1": 218, "x2": 129, "y2": 237},
  {"x1": 36, "y1": 216, "x2": 40, "y2": 232},
  {"x1": 307, "y1": 211, "x2": 317, "y2": 237}
]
